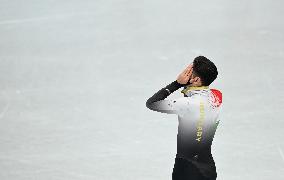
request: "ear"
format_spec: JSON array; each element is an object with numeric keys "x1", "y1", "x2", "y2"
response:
[
  {"x1": 194, "y1": 77, "x2": 200, "y2": 82},
  {"x1": 196, "y1": 77, "x2": 203, "y2": 85}
]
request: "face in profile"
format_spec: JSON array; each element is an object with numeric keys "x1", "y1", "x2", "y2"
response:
[{"x1": 186, "y1": 67, "x2": 202, "y2": 87}]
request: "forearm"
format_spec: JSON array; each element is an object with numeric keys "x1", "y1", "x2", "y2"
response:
[{"x1": 146, "y1": 80, "x2": 184, "y2": 109}]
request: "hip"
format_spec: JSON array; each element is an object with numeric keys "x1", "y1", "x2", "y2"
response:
[{"x1": 172, "y1": 157, "x2": 217, "y2": 180}]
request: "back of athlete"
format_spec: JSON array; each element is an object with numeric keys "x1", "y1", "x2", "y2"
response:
[{"x1": 146, "y1": 56, "x2": 222, "y2": 180}]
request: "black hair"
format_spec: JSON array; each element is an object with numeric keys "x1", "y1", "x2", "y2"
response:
[{"x1": 192, "y1": 56, "x2": 218, "y2": 86}]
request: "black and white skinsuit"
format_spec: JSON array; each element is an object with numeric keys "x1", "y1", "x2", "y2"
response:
[{"x1": 146, "y1": 80, "x2": 223, "y2": 180}]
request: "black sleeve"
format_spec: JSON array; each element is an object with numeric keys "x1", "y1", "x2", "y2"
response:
[{"x1": 146, "y1": 80, "x2": 184, "y2": 109}]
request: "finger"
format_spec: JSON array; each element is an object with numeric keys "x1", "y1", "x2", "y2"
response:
[
  {"x1": 186, "y1": 66, "x2": 193, "y2": 76},
  {"x1": 185, "y1": 64, "x2": 192, "y2": 72},
  {"x1": 184, "y1": 66, "x2": 191, "y2": 75},
  {"x1": 187, "y1": 63, "x2": 193, "y2": 71},
  {"x1": 181, "y1": 66, "x2": 188, "y2": 74},
  {"x1": 181, "y1": 63, "x2": 193, "y2": 76}
]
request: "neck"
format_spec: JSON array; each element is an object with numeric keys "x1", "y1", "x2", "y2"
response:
[
  {"x1": 181, "y1": 84, "x2": 209, "y2": 95},
  {"x1": 185, "y1": 84, "x2": 203, "y2": 88}
]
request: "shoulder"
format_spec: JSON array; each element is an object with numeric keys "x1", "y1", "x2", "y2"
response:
[{"x1": 209, "y1": 88, "x2": 223, "y2": 107}]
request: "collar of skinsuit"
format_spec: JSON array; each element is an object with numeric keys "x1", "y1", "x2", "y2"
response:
[{"x1": 181, "y1": 86, "x2": 209, "y2": 96}]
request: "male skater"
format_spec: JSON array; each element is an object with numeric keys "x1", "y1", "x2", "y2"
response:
[{"x1": 146, "y1": 56, "x2": 222, "y2": 180}]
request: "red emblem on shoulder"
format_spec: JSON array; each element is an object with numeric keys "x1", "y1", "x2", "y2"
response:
[{"x1": 210, "y1": 89, "x2": 222, "y2": 107}]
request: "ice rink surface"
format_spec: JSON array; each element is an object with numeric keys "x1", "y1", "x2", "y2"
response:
[{"x1": 0, "y1": 0, "x2": 283, "y2": 179}]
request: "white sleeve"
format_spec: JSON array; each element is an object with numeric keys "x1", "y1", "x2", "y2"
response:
[{"x1": 146, "y1": 97, "x2": 188, "y2": 115}]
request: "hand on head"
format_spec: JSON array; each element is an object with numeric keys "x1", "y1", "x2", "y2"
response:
[
  {"x1": 177, "y1": 63, "x2": 202, "y2": 86},
  {"x1": 176, "y1": 63, "x2": 193, "y2": 85}
]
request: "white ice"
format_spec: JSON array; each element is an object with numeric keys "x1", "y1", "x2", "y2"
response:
[{"x1": 0, "y1": 0, "x2": 284, "y2": 179}]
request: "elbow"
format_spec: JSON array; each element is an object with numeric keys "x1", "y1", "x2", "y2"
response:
[
  {"x1": 146, "y1": 99, "x2": 153, "y2": 110},
  {"x1": 146, "y1": 99, "x2": 150, "y2": 109}
]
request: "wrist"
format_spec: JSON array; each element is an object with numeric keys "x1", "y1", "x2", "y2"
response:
[
  {"x1": 165, "y1": 80, "x2": 184, "y2": 93},
  {"x1": 174, "y1": 80, "x2": 184, "y2": 88}
]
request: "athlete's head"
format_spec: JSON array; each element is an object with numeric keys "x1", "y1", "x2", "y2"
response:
[{"x1": 190, "y1": 56, "x2": 218, "y2": 86}]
